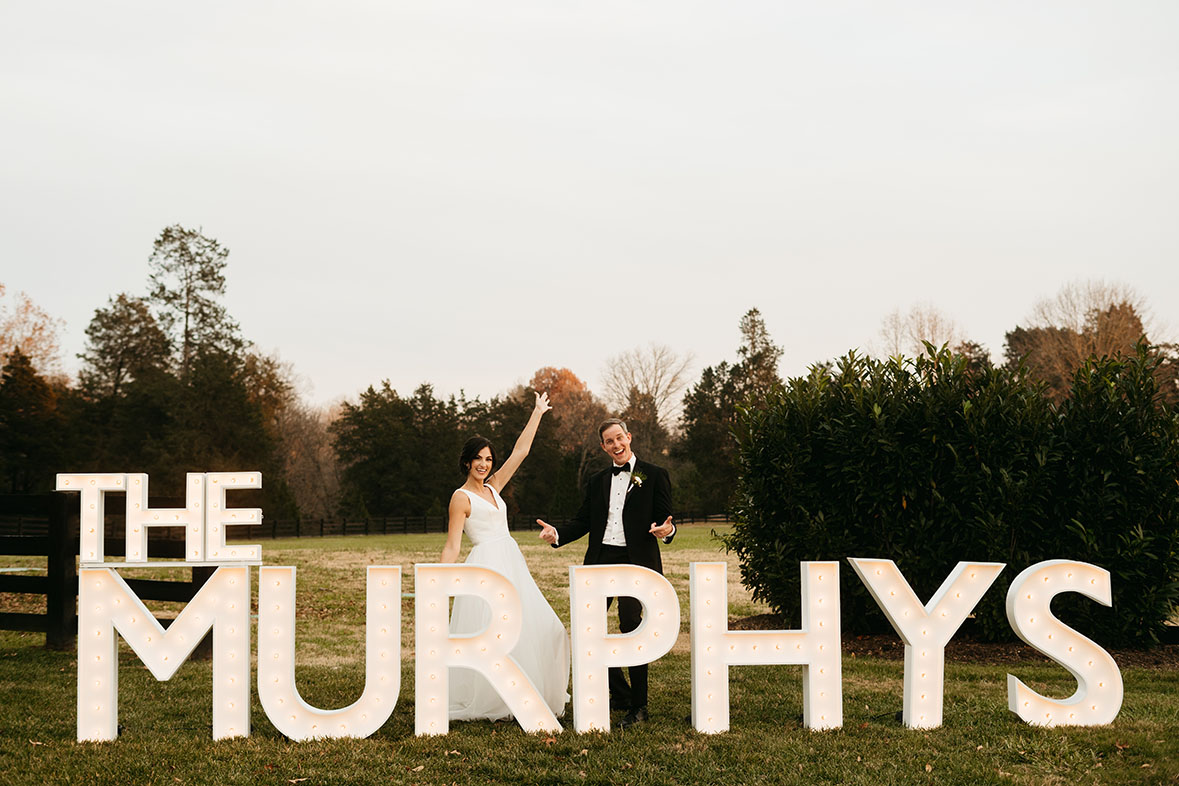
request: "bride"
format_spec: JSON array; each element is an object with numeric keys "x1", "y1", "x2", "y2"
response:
[{"x1": 440, "y1": 391, "x2": 570, "y2": 721}]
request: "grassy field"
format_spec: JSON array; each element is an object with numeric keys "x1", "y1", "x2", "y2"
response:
[{"x1": 1, "y1": 525, "x2": 1177, "y2": 785}]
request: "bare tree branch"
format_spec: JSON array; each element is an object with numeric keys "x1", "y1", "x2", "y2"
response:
[
  {"x1": 600, "y1": 343, "x2": 693, "y2": 429},
  {"x1": 877, "y1": 303, "x2": 964, "y2": 357},
  {"x1": 1005, "y1": 279, "x2": 1160, "y2": 401}
]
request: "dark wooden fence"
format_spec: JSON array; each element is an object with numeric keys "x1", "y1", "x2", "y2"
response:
[
  {"x1": 0, "y1": 493, "x2": 74, "y2": 649},
  {"x1": 209, "y1": 511, "x2": 727, "y2": 540},
  {"x1": 0, "y1": 493, "x2": 215, "y2": 653}
]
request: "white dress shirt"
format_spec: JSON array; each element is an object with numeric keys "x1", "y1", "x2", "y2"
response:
[{"x1": 601, "y1": 455, "x2": 636, "y2": 547}]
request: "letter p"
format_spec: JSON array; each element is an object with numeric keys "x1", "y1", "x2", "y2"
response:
[{"x1": 568, "y1": 564, "x2": 680, "y2": 732}]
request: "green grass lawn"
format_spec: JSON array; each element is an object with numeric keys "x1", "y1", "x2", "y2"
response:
[{"x1": 2, "y1": 525, "x2": 1177, "y2": 785}]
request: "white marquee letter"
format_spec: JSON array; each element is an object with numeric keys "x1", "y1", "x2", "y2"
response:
[
  {"x1": 77, "y1": 566, "x2": 250, "y2": 741},
  {"x1": 258, "y1": 566, "x2": 401, "y2": 740},
  {"x1": 568, "y1": 565, "x2": 680, "y2": 733},
  {"x1": 414, "y1": 564, "x2": 560, "y2": 736},
  {"x1": 690, "y1": 562, "x2": 841, "y2": 733},
  {"x1": 1006, "y1": 560, "x2": 1122, "y2": 726},
  {"x1": 125, "y1": 473, "x2": 206, "y2": 562},
  {"x1": 204, "y1": 472, "x2": 262, "y2": 562},
  {"x1": 850, "y1": 558, "x2": 1004, "y2": 729},
  {"x1": 57, "y1": 473, "x2": 126, "y2": 563}
]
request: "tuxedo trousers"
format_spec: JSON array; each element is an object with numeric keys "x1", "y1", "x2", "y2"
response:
[{"x1": 596, "y1": 544, "x2": 648, "y2": 710}]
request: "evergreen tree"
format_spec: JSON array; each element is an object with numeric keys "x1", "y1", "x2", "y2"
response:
[
  {"x1": 620, "y1": 386, "x2": 669, "y2": 459},
  {"x1": 0, "y1": 348, "x2": 64, "y2": 492},
  {"x1": 735, "y1": 307, "x2": 783, "y2": 404},
  {"x1": 147, "y1": 225, "x2": 242, "y2": 375},
  {"x1": 677, "y1": 308, "x2": 783, "y2": 513},
  {"x1": 78, "y1": 293, "x2": 171, "y2": 398},
  {"x1": 332, "y1": 383, "x2": 463, "y2": 517}
]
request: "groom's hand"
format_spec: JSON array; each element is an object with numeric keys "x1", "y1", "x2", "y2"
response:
[
  {"x1": 649, "y1": 516, "x2": 674, "y2": 539},
  {"x1": 536, "y1": 518, "x2": 558, "y2": 545}
]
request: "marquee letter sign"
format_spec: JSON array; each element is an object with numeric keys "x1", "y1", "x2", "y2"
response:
[
  {"x1": 258, "y1": 566, "x2": 402, "y2": 740},
  {"x1": 125, "y1": 472, "x2": 205, "y2": 562},
  {"x1": 568, "y1": 564, "x2": 680, "y2": 732},
  {"x1": 690, "y1": 561, "x2": 842, "y2": 733},
  {"x1": 77, "y1": 565, "x2": 250, "y2": 742},
  {"x1": 56, "y1": 471, "x2": 264, "y2": 566},
  {"x1": 849, "y1": 558, "x2": 1004, "y2": 729},
  {"x1": 415, "y1": 564, "x2": 561, "y2": 736},
  {"x1": 58, "y1": 470, "x2": 1128, "y2": 741},
  {"x1": 204, "y1": 472, "x2": 263, "y2": 562},
  {"x1": 57, "y1": 473, "x2": 125, "y2": 563},
  {"x1": 1006, "y1": 560, "x2": 1123, "y2": 726}
]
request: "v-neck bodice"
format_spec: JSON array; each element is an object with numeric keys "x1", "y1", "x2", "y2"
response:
[{"x1": 458, "y1": 485, "x2": 510, "y2": 545}]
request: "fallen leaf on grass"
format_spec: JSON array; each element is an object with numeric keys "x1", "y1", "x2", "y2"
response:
[
  {"x1": 445, "y1": 750, "x2": 461, "y2": 756},
  {"x1": 410, "y1": 765, "x2": 424, "y2": 772},
  {"x1": 288, "y1": 780, "x2": 308, "y2": 784},
  {"x1": 1141, "y1": 764, "x2": 1152, "y2": 768},
  {"x1": 543, "y1": 736, "x2": 557, "y2": 745},
  {"x1": 858, "y1": 722, "x2": 869, "y2": 729},
  {"x1": 1115, "y1": 742, "x2": 1130, "y2": 751},
  {"x1": 924, "y1": 763, "x2": 932, "y2": 772},
  {"x1": 579, "y1": 749, "x2": 588, "y2": 757},
  {"x1": 28, "y1": 740, "x2": 44, "y2": 746}
]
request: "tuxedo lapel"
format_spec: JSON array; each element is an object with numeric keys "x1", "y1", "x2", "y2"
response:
[{"x1": 620, "y1": 460, "x2": 647, "y2": 519}]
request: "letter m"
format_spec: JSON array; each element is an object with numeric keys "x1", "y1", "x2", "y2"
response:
[{"x1": 76, "y1": 566, "x2": 250, "y2": 741}]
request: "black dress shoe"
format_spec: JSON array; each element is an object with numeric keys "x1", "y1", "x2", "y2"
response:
[{"x1": 619, "y1": 707, "x2": 648, "y2": 729}]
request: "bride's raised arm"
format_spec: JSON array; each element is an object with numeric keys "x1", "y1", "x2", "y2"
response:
[{"x1": 486, "y1": 391, "x2": 551, "y2": 492}]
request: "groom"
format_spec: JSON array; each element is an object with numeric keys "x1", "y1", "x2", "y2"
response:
[{"x1": 537, "y1": 418, "x2": 675, "y2": 729}]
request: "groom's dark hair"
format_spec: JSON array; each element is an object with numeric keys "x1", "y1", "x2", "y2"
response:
[
  {"x1": 598, "y1": 418, "x2": 628, "y2": 441},
  {"x1": 459, "y1": 436, "x2": 497, "y2": 476}
]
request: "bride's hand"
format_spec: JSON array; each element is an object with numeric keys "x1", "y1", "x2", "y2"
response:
[{"x1": 534, "y1": 391, "x2": 552, "y2": 415}]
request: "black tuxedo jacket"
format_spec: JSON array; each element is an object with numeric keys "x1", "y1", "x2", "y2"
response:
[{"x1": 553, "y1": 458, "x2": 674, "y2": 574}]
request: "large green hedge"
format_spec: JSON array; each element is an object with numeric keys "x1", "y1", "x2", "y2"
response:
[{"x1": 725, "y1": 344, "x2": 1179, "y2": 647}]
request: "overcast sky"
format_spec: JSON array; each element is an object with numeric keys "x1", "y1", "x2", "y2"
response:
[{"x1": 2, "y1": 1, "x2": 1176, "y2": 408}]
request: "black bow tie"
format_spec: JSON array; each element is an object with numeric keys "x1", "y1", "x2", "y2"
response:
[{"x1": 611, "y1": 464, "x2": 630, "y2": 475}]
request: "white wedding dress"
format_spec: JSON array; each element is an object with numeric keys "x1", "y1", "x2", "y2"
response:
[{"x1": 448, "y1": 485, "x2": 570, "y2": 721}]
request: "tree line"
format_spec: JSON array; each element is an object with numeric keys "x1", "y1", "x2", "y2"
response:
[
  {"x1": 0, "y1": 227, "x2": 298, "y2": 515},
  {"x1": 2, "y1": 226, "x2": 1175, "y2": 523}
]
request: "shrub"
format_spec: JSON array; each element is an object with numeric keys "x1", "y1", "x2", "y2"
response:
[
  {"x1": 725, "y1": 344, "x2": 1179, "y2": 647},
  {"x1": 1044, "y1": 349, "x2": 1179, "y2": 645}
]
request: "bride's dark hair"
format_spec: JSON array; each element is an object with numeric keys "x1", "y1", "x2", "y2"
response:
[{"x1": 459, "y1": 436, "x2": 497, "y2": 477}]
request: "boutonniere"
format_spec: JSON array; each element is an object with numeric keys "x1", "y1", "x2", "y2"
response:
[{"x1": 628, "y1": 471, "x2": 645, "y2": 492}]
